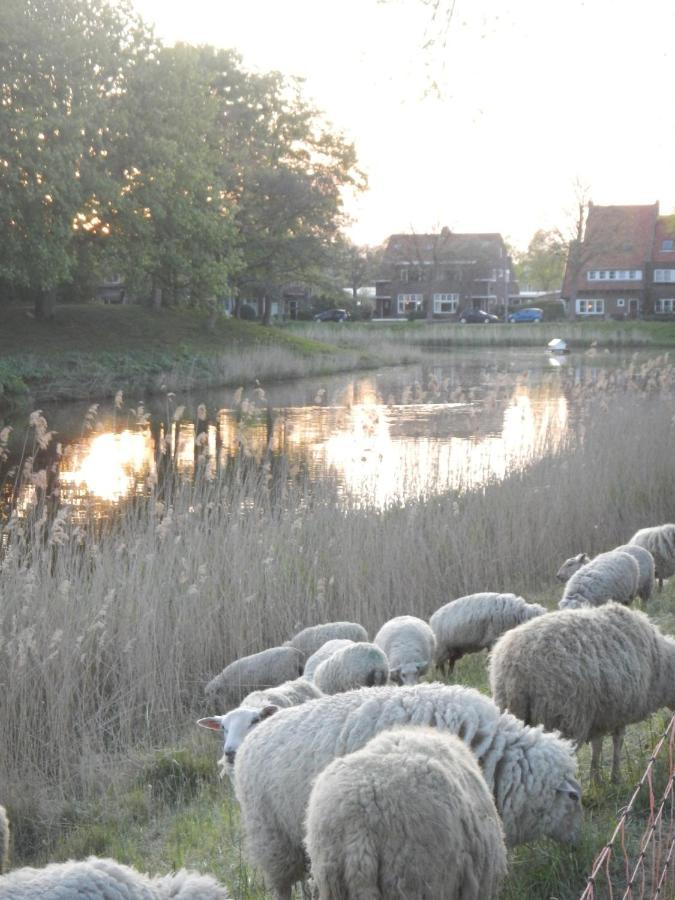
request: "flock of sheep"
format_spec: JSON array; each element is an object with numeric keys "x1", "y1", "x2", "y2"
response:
[{"x1": 1, "y1": 522, "x2": 674, "y2": 899}]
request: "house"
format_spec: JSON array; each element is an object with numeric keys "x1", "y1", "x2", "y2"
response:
[
  {"x1": 374, "y1": 229, "x2": 518, "y2": 319},
  {"x1": 561, "y1": 202, "x2": 675, "y2": 318}
]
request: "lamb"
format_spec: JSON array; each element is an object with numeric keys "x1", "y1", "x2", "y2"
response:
[
  {"x1": 312, "y1": 642, "x2": 389, "y2": 694},
  {"x1": 629, "y1": 523, "x2": 675, "y2": 590},
  {"x1": 285, "y1": 622, "x2": 368, "y2": 661},
  {"x1": 234, "y1": 683, "x2": 582, "y2": 899},
  {"x1": 0, "y1": 855, "x2": 229, "y2": 899},
  {"x1": 373, "y1": 615, "x2": 436, "y2": 685},
  {"x1": 489, "y1": 602, "x2": 675, "y2": 783},
  {"x1": 429, "y1": 592, "x2": 547, "y2": 672},
  {"x1": 204, "y1": 645, "x2": 303, "y2": 712},
  {"x1": 556, "y1": 546, "x2": 655, "y2": 604},
  {"x1": 197, "y1": 677, "x2": 322, "y2": 770},
  {"x1": 558, "y1": 549, "x2": 639, "y2": 609},
  {"x1": 302, "y1": 639, "x2": 354, "y2": 682},
  {"x1": 0, "y1": 806, "x2": 7, "y2": 875},
  {"x1": 305, "y1": 726, "x2": 507, "y2": 900}
]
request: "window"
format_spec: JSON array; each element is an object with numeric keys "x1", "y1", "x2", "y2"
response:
[
  {"x1": 662, "y1": 240, "x2": 673, "y2": 252},
  {"x1": 655, "y1": 299, "x2": 675, "y2": 314},
  {"x1": 433, "y1": 293, "x2": 459, "y2": 314},
  {"x1": 577, "y1": 298, "x2": 604, "y2": 315},
  {"x1": 617, "y1": 298, "x2": 625, "y2": 307},
  {"x1": 397, "y1": 293, "x2": 424, "y2": 314},
  {"x1": 399, "y1": 267, "x2": 408, "y2": 282},
  {"x1": 654, "y1": 269, "x2": 675, "y2": 283},
  {"x1": 588, "y1": 269, "x2": 641, "y2": 282}
]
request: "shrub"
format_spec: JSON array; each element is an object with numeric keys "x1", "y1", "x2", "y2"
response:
[{"x1": 239, "y1": 303, "x2": 257, "y2": 321}]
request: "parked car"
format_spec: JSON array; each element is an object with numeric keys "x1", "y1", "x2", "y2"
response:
[
  {"x1": 458, "y1": 309, "x2": 500, "y2": 324},
  {"x1": 507, "y1": 307, "x2": 544, "y2": 323},
  {"x1": 313, "y1": 308, "x2": 350, "y2": 322}
]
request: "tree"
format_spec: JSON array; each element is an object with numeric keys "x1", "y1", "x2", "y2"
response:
[
  {"x1": 514, "y1": 229, "x2": 566, "y2": 292},
  {"x1": 0, "y1": 0, "x2": 147, "y2": 318}
]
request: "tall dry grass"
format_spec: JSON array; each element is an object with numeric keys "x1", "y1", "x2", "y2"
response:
[{"x1": 1, "y1": 355, "x2": 675, "y2": 844}]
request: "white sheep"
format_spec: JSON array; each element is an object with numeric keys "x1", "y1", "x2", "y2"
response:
[
  {"x1": 0, "y1": 806, "x2": 8, "y2": 875},
  {"x1": 205, "y1": 645, "x2": 303, "y2": 712},
  {"x1": 373, "y1": 615, "x2": 436, "y2": 685},
  {"x1": 489, "y1": 602, "x2": 675, "y2": 783},
  {"x1": 557, "y1": 545, "x2": 655, "y2": 603},
  {"x1": 629, "y1": 523, "x2": 675, "y2": 590},
  {"x1": 285, "y1": 622, "x2": 368, "y2": 660},
  {"x1": 558, "y1": 549, "x2": 639, "y2": 609},
  {"x1": 429, "y1": 592, "x2": 546, "y2": 673},
  {"x1": 0, "y1": 855, "x2": 230, "y2": 899},
  {"x1": 234, "y1": 683, "x2": 582, "y2": 899},
  {"x1": 305, "y1": 726, "x2": 507, "y2": 900},
  {"x1": 312, "y1": 642, "x2": 389, "y2": 695},
  {"x1": 302, "y1": 639, "x2": 354, "y2": 682},
  {"x1": 197, "y1": 677, "x2": 322, "y2": 770}
]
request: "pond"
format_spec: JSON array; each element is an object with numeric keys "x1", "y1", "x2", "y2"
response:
[{"x1": 0, "y1": 346, "x2": 654, "y2": 519}]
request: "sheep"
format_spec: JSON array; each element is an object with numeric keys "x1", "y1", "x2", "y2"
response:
[
  {"x1": 285, "y1": 622, "x2": 368, "y2": 660},
  {"x1": 302, "y1": 639, "x2": 354, "y2": 682},
  {"x1": 234, "y1": 683, "x2": 582, "y2": 899},
  {"x1": 557, "y1": 546, "x2": 655, "y2": 604},
  {"x1": 629, "y1": 523, "x2": 675, "y2": 590},
  {"x1": 197, "y1": 677, "x2": 322, "y2": 771},
  {"x1": 558, "y1": 549, "x2": 639, "y2": 609},
  {"x1": 429, "y1": 592, "x2": 547, "y2": 673},
  {"x1": 0, "y1": 855, "x2": 230, "y2": 899},
  {"x1": 312, "y1": 642, "x2": 389, "y2": 695},
  {"x1": 489, "y1": 602, "x2": 675, "y2": 783},
  {"x1": 305, "y1": 726, "x2": 507, "y2": 900},
  {"x1": 373, "y1": 615, "x2": 436, "y2": 685},
  {"x1": 0, "y1": 806, "x2": 8, "y2": 875},
  {"x1": 205, "y1": 645, "x2": 303, "y2": 712}
]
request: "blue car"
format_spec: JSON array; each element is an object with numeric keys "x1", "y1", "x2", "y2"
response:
[{"x1": 508, "y1": 307, "x2": 544, "y2": 323}]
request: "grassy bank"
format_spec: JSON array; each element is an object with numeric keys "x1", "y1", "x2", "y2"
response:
[
  {"x1": 2, "y1": 356, "x2": 675, "y2": 896},
  {"x1": 3, "y1": 303, "x2": 675, "y2": 405}
]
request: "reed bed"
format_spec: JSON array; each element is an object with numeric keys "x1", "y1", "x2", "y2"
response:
[{"x1": 2, "y1": 355, "x2": 675, "y2": 896}]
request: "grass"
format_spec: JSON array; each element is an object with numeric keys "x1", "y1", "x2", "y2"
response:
[{"x1": 2, "y1": 355, "x2": 675, "y2": 897}]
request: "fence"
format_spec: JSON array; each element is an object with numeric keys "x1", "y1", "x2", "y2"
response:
[{"x1": 581, "y1": 713, "x2": 675, "y2": 899}]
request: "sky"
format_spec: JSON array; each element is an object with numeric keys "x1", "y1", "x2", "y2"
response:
[{"x1": 129, "y1": 0, "x2": 675, "y2": 252}]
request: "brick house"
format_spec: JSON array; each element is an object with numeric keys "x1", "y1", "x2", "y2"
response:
[
  {"x1": 374, "y1": 229, "x2": 518, "y2": 319},
  {"x1": 561, "y1": 202, "x2": 675, "y2": 318}
]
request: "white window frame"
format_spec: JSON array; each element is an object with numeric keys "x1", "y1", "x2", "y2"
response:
[
  {"x1": 654, "y1": 269, "x2": 675, "y2": 283},
  {"x1": 397, "y1": 293, "x2": 424, "y2": 314},
  {"x1": 655, "y1": 298, "x2": 675, "y2": 314},
  {"x1": 662, "y1": 240, "x2": 673, "y2": 252},
  {"x1": 433, "y1": 293, "x2": 459, "y2": 314},
  {"x1": 588, "y1": 269, "x2": 642, "y2": 282},
  {"x1": 577, "y1": 298, "x2": 604, "y2": 315},
  {"x1": 399, "y1": 267, "x2": 408, "y2": 282},
  {"x1": 617, "y1": 298, "x2": 625, "y2": 307}
]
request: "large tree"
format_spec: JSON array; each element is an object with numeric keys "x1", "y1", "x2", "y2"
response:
[
  {"x1": 514, "y1": 229, "x2": 566, "y2": 292},
  {"x1": 0, "y1": 0, "x2": 147, "y2": 318}
]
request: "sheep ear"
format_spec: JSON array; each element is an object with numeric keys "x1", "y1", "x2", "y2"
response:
[
  {"x1": 259, "y1": 705, "x2": 279, "y2": 720},
  {"x1": 578, "y1": 553, "x2": 590, "y2": 564},
  {"x1": 557, "y1": 777, "x2": 581, "y2": 801},
  {"x1": 197, "y1": 716, "x2": 225, "y2": 732}
]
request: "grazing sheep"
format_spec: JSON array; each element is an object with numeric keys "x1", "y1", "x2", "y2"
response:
[
  {"x1": 313, "y1": 642, "x2": 389, "y2": 695},
  {"x1": 557, "y1": 546, "x2": 655, "y2": 603},
  {"x1": 0, "y1": 806, "x2": 8, "y2": 875},
  {"x1": 0, "y1": 855, "x2": 230, "y2": 899},
  {"x1": 205, "y1": 646, "x2": 303, "y2": 712},
  {"x1": 489, "y1": 602, "x2": 675, "y2": 783},
  {"x1": 558, "y1": 549, "x2": 639, "y2": 609},
  {"x1": 305, "y1": 726, "x2": 507, "y2": 900},
  {"x1": 302, "y1": 639, "x2": 354, "y2": 682},
  {"x1": 285, "y1": 622, "x2": 368, "y2": 661},
  {"x1": 629, "y1": 523, "x2": 675, "y2": 590},
  {"x1": 234, "y1": 683, "x2": 582, "y2": 899},
  {"x1": 373, "y1": 615, "x2": 436, "y2": 685},
  {"x1": 429, "y1": 593, "x2": 546, "y2": 673},
  {"x1": 198, "y1": 678, "x2": 322, "y2": 771}
]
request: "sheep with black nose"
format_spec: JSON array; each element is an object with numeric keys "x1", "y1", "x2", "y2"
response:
[{"x1": 373, "y1": 615, "x2": 436, "y2": 685}]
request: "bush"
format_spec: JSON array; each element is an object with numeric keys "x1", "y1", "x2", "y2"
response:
[{"x1": 239, "y1": 303, "x2": 257, "y2": 321}]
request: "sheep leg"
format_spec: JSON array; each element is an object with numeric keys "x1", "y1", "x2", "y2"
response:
[
  {"x1": 611, "y1": 728, "x2": 625, "y2": 784},
  {"x1": 590, "y1": 737, "x2": 604, "y2": 783}
]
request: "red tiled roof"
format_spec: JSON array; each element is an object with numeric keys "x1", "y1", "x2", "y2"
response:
[{"x1": 383, "y1": 232, "x2": 506, "y2": 263}]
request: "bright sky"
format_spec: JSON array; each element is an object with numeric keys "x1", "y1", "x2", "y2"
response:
[{"x1": 129, "y1": 0, "x2": 675, "y2": 251}]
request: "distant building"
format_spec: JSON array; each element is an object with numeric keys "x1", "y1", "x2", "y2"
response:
[
  {"x1": 561, "y1": 202, "x2": 675, "y2": 318},
  {"x1": 374, "y1": 229, "x2": 518, "y2": 319}
]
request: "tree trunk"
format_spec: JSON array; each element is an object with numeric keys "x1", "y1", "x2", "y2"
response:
[
  {"x1": 34, "y1": 287, "x2": 56, "y2": 320},
  {"x1": 152, "y1": 284, "x2": 163, "y2": 310},
  {"x1": 262, "y1": 294, "x2": 272, "y2": 326},
  {"x1": 234, "y1": 294, "x2": 242, "y2": 319}
]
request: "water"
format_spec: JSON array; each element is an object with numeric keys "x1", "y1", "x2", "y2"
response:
[{"x1": 0, "y1": 346, "x2": 649, "y2": 518}]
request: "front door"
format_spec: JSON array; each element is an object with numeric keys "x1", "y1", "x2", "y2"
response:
[{"x1": 628, "y1": 299, "x2": 638, "y2": 319}]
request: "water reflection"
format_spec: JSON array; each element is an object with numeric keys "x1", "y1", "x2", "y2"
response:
[{"x1": 1, "y1": 362, "x2": 573, "y2": 520}]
